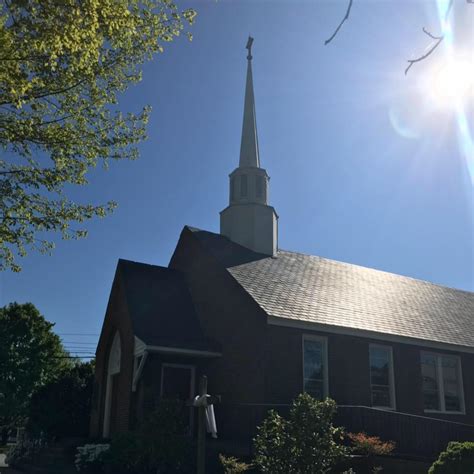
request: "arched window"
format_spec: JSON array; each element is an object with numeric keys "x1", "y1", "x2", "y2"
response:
[{"x1": 103, "y1": 331, "x2": 121, "y2": 437}]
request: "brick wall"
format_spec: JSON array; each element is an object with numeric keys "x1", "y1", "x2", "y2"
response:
[{"x1": 89, "y1": 266, "x2": 135, "y2": 438}]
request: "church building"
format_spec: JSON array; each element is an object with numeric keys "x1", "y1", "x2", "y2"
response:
[{"x1": 90, "y1": 39, "x2": 474, "y2": 459}]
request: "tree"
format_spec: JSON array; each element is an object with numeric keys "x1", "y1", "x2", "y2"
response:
[
  {"x1": 27, "y1": 360, "x2": 95, "y2": 439},
  {"x1": 0, "y1": 1, "x2": 196, "y2": 271},
  {"x1": 254, "y1": 394, "x2": 347, "y2": 474},
  {"x1": 0, "y1": 302, "x2": 70, "y2": 441}
]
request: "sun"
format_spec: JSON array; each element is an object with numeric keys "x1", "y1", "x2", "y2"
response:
[{"x1": 424, "y1": 57, "x2": 474, "y2": 109}]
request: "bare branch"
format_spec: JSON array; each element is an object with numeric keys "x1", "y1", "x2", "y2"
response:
[
  {"x1": 405, "y1": 28, "x2": 444, "y2": 75},
  {"x1": 325, "y1": 0, "x2": 353, "y2": 45},
  {"x1": 422, "y1": 27, "x2": 443, "y2": 41}
]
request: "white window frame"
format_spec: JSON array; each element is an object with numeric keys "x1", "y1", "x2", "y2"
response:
[
  {"x1": 302, "y1": 335, "x2": 329, "y2": 399},
  {"x1": 421, "y1": 351, "x2": 465, "y2": 415},
  {"x1": 369, "y1": 344, "x2": 396, "y2": 410}
]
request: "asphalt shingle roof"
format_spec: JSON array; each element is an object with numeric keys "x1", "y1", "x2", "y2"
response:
[
  {"x1": 188, "y1": 228, "x2": 474, "y2": 350},
  {"x1": 118, "y1": 259, "x2": 219, "y2": 352}
]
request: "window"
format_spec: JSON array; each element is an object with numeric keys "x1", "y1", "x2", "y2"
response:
[
  {"x1": 369, "y1": 345, "x2": 395, "y2": 409},
  {"x1": 421, "y1": 352, "x2": 464, "y2": 413},
  {"x1": 240, "y1": 174, "x2": 248, "y2": 197},
  {"x1": 303, "y1": 336, "x2": 328, "y2": 400},
  {"x1": 256, "y1": 175, "x2": 264, "y2": 198}
]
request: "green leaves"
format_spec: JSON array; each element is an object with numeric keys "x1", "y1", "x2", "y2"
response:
[
  {"x1": 0, "y1": 0, "x2": 196, "y2": 271},
  {"x1": 0, "y1": 302, "x2": 72, "y2": 428},
  {"x1": 254, "y1": 394, "x2": 348, "y2": 474}
]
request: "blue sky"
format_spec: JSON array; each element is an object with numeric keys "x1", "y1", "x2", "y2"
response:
[{"x1": 1, "y1": 0, "x2": 473, "y2": 356}]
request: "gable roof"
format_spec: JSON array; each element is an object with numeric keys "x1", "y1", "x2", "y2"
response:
[
  {"x1": 187, "y1": 227, "x2": 474, "y2": 351},
  {"x1": 118, "y1": 259, "x2": 219, "y2": 353}
]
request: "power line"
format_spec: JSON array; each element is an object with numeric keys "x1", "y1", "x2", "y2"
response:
[{"x1": 53, "y1": 356, "x2": 95, "y2": 359}]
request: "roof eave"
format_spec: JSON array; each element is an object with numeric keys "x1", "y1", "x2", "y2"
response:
[{"x1": 267, "y1": 315, "x2": 474, "y2": 354}]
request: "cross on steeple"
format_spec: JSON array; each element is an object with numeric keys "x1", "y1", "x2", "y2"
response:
[
  {"x1": 246, "y1": 36, "x2": 254, "y2": 60},
  {"x1": 240, "y1": 36, "x2": 259, "y2": 168}
]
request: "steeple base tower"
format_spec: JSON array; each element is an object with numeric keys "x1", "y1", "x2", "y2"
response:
[{"x1": 220, "y1": 202, "x2": 278, "y2": 256}]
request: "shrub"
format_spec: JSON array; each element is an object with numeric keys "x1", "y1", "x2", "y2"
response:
[
  {"x1": 5, "y1": 437, "x2": 46, "y2": 468},
  {"x1": 254, "y1": 393, "x2": 347, "y2": 473},
  {"x1": 29, "y1": 361, "x2": 94, "y2": 440},
  {"x1": 219, "y1": 454, "x2": 252, "y2": 473},
  {"x1": 347, "y1": 432, "x2": 395, "y2": 456},
  {"x1": 102, "y1": 433, "x2": 146, "y2": 473},
  {"x1": 100, "y1": 400, "x2": 193, "y2": 474},
  {"x1": 429, "y1": 441, "x2": 474, "y2": 474},
  {"x1": 75, "y1": 444, "x2": 110, "y2": 473}
]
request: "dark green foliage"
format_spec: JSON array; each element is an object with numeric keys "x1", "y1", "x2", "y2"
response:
[
  {"x1": 103, "y1": 400, "x2": 193, "y2": 473},
  {"x1": 219, "y1": 454, "x2": 252, "y2": 473},
  {"x1": 254, "y1": 393, "x2": 348, "y2": 474},
  {"x1": 28, "y1": 360, "x2": 95, "y2": 439},
  {"x1": 429, "y1": 441, "x2": 474, "y2": 474},
  {"x1": 5, "y1": 438, "x2": 46, "y2": 468},
  {"x1": 0, "y1": 302, "x2": 71, "y2": 432}
]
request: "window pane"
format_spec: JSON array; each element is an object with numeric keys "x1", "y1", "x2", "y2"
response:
[
  {"x1": 371, "y1": 385, "x2": 391, "y2": 408},
  {"x1": 424, "y1": 390, "x2": 441, "y2": 410},
  {"x1": 442, "y1": 356, "x2": 461, "y2": 412},
  {"x1": 304, "y1": 339, "x2": 325, "y2": 400},
  {"x1": 421, "y1": 354, "x2": 438, "y2": 391},
  {"x1": 240, "y1": 175, "x2": 248, "y2": 197},
  {"x1": 421, "y1": 353, "x2": 440, "y2": 410},
  {"x1": 304, "y1": 379, "x2": 323, "y2": 400},
  {"x1": 369, "y1": 346, "x2": 392, "y2": 408}
]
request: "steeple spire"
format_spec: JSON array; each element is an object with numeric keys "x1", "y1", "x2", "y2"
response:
[
  {"x1": 220, "y1": 37, "x2": 278, "y2": 256},
  {"x1": 239, "y1": 36, "x2": 260, "y2": 168}
]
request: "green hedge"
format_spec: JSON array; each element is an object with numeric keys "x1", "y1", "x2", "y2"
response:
[{"x1": 429, "y1": 441, "x2": 474, "y2": 474}]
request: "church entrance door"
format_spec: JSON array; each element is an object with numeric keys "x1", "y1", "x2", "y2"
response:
[{"x1": 160, "y1": 363, "x2": 195, "y2": 431}]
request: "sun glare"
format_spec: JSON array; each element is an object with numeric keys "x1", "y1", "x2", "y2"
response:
[{"x1": 425, "y1": 57, "x2": 474, "y2": 109}]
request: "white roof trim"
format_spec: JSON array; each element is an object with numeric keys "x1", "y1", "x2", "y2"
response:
[
  {"x1": 145, "y1": 345, "x2": 221, "y2": 358},
  {"x1": 267, "y1": 315, "x2": 474, "y2": 354}
]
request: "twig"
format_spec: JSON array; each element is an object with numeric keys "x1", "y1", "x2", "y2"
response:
[
  {"x1": 405, "y1": 28, "x2": 444, "y2": 75},
  {"x1": 325, "y1": 0, "x2": 353, "y2": 45}
]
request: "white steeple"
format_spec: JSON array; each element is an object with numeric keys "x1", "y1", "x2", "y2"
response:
[
  {"x1": 239, "y1": 37, "x2": 260, "y2": 168},
  {"x1": 220, "y1": 37, "x2": 278, "y2": 256}
]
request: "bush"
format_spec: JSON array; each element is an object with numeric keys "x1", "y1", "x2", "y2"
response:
[
  {"x1": 254, "y1": 393, "x2": 347, "y2": 473},
  {"x1": 29, "y1": 361, "x2": 95, "y2": 439},
  {"x1": 75, "y1": 444, "x2": 110, "y2": 473},
  {"x1": 100, "y1": 400, "x2": 193, "y2": 474},
  {"x1": 347, "y1": 432, "x2": 395, "y2": 456},
  {"x1": 429, "y1": 441, "x2": 474, "y2": 474},
  {"x1": 219, "y1": 454, "x2": 252, "y2": 473},
  {"x1": 5, "y1": 437, "x2": 46, "y2": 468}
]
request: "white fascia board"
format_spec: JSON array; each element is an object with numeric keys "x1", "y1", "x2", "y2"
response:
[
  {"x1": 267, "y1": 315, "x2": 474, "y2": 355},
  {"x1": 145, "y1": 345, "x2": 221, "y2": 358}
]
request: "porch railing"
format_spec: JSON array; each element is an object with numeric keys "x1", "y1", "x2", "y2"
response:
[{"x1": 213, "y1": 402, "x2": 474, "y2": 460}]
